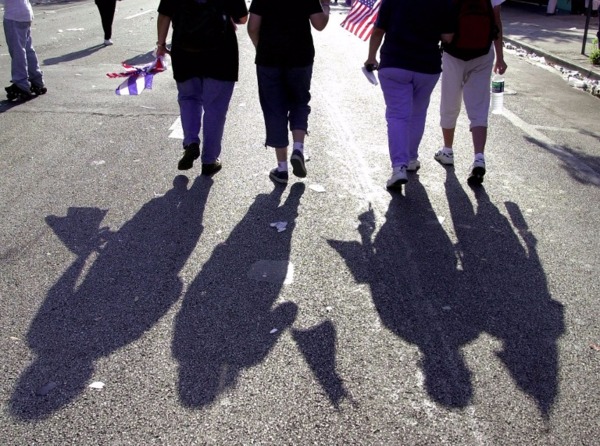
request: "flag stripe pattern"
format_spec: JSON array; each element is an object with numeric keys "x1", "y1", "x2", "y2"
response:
[
  {"x1": 106, "y1": 57, "x2": 167, "y2": 96},
  {"x1": 341, "y1": 0, "x2": 382, "y2": 41}
]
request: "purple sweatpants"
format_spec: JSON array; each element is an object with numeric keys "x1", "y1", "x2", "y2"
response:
[
  {"x1": 378, "y1": 67, "x2": 440, "y2": 168},
  {"x1": 176, "y1": 76, "x2": 235, "y2": 164}
]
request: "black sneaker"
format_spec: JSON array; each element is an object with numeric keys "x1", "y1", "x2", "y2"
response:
[
  {"x1": 290, "y1": 150, "x2": 307, "y2": 178},
  {"x1": 5, "y1": 83, "x2": 33, "y2": 101},
  {"x1": 177, "y1": 143, "x2": 200, "y2": 170},
  {"x1": 201, "y1": 159, "x2": 222, "y2": 176},
  {"x1": 269, "y1": 168, "x2": 289, "y2": 184},
  {"x1": 30, "y1": 84, "x2": 47, "y2": 95},
  {"x1": 467, "y1": 159, "x2": 486, "y2": 186}
]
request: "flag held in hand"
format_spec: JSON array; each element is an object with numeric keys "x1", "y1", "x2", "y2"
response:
[
  {"x1": 341, "y1": 0, "x2": 381, "y2": 41},
  {"x1": 107, "y1": 57, "x2": 168, "y2": 96}
]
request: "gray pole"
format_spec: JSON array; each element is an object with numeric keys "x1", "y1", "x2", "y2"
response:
[{"x1": 581, "y1": 0, "x2": 594, "y2": 55}]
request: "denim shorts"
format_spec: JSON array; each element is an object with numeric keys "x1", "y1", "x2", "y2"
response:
[{"x1": 256, "y1": 65, "x2": 313, "y2": 148}]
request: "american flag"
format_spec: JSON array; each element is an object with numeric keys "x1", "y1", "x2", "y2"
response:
[
  {"x1": 341, "y1": 0, "x2": 382, "y2": 41},
  {"x1": 107, "y1": 57, "x2": 167, "y2": 96}
]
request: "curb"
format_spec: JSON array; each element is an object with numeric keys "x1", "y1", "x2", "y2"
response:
[{"x1": 504, "y1": 36, "x2": 600, "y2": 81}]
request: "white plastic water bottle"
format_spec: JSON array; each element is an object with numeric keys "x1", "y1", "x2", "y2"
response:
[{"x1": 491, "y1": 74, "x2": 504, "y2": 114}]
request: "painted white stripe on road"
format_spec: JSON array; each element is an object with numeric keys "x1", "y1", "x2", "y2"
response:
[
  {"x1": 125, "y1": 10, "x2": 154, "y2": 20},
  {"x1": 501, "y1": 108, "x2": 600, "y2": 186},
  {"x1": 169, "y1": 117, "x2": 183, "y2": 139}
]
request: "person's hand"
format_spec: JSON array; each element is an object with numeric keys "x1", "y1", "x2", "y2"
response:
[
  {"x1": 494, "y1": 58, "x2": 507, "y2": 75},
  {"x1": 364, "y1": 59, "x2": 378, "y2": 72},
  {"x1": 156, "y1": 44, "x2": 169, "y2": 57}
]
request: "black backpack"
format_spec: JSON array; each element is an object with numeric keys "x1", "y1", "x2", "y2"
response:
[
  {"x1": 444, "y1": 0, "x2": 499, "y2": 61},
  {"x1": 172, "y1": 0, "x2": 228, "y2": 52}
]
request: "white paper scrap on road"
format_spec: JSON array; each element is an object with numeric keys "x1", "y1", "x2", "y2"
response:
[
  {"x1": 309, "y1": 184, "x2": 326, "y2": 193},
  {"x1": 270, "y1": 328, "x2": 278, "y2": 334},
  {"x1": 248, "y1": 260, "x2": 294, "y2": 285},
  {"x1": 270, "y1": 221, "x2": 288, "y2": 232},
  {"x1": 89, "y1": 381, "x2": 105, "y2": 389}
]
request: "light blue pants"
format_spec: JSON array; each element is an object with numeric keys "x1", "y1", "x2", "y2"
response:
[
  {"x1": 176, "y1": 77, "x2": 235, "y2": 164},
  {"x1": 378, "y1": 68, "x2": 440, "y2": 168},
  {"x1": 3, "y1": 19, "x2": 44, "y2": 91}
]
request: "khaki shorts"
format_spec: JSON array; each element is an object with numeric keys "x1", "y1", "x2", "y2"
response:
[{"x1": 440, "y1": 48, "x2": 495, "y2": 130}]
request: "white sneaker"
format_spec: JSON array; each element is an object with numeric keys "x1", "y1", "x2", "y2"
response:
[
  {"x1": 104, "y1": 39, "x2": 113, "y2": 46},
  {"x1": 386, "y1": 166, "x2": 408, "y2": 190},
  {"x1": 434, "y1": 148, "x2": 454, "y2": 166},
  {"x1": 407, "y1": 159, "x2": 421, "y2": 172}
]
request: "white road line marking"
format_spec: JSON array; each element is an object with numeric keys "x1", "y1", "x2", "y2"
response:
[
  {"x1": 501, "y1": 108, "x2": 600, "y2": 186},
  {"x1": 125, "y1": 10, "x2": 154, "y2": 20},
  {"x1": 168, "y1": 117, "x2": 183, "y2": 139}
]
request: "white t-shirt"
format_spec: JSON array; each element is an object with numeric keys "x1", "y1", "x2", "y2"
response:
[{"x1": 2, "y1": 0, "x2": 34, "y2": 22}]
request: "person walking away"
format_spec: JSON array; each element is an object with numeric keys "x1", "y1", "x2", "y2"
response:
[
  {"x1": 247, "y1": 0, "x2": 330, "y2": 185},
  {"x1": 156, "y1": 0, "x2": 249, "y2": 175},
  {"x1": 95, "y1": 0, "x2": 121, "y2": 46},
  {"x1": 364, "y1": 0, "x2": 455, "y2": 190},
  {"x1": 2, "y1": 0, "x2": 46, "y2": 100},
  {"x1": 435, "y1": 0, "x2": 507, "y2": 186}
]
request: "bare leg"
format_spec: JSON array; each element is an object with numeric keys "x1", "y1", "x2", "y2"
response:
[
  {"x1": 471, "y1": 126, "x2": 486, "y2": 155},
  {"x1": 442, "y1": 127, "x2": 455, "y2": 149},
  {"x1": 275, "y1": 147, "x2": 288, "y2": 163},
  {"x1": 291, "y1": 129, "x2": 306, "y2": 145}
]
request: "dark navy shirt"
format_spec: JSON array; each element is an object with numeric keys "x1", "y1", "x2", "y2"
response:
[
  {"x1": 157, "y1": 0, "x2": 248, "y2": 82},
  {"x1": 249, "y1": 0, "x2": 323, "y2": 67},
  {"x1": 376, "y1": 0, "x2": 456, "y2": 74}
]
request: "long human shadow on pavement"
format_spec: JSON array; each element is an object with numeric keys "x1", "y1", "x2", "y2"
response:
[
  {"x1": 292, "y1": 319, "x2": 351, "y2": 409},
  {"x1": 173, "y1": 184, "x2": 304, "y2": 408},
  {"x1": 43, "y1": 44, "x2": 105, "y2": 65},
  {"x1": 330, "y1": 172, "x2": 564, "y2": 417},
  {"x1": 10, "y1": 175, "x2": 211, "y2": 421},
  {"x1": 329, "y1": 178, "x2": 476, "y2": 408},
  {"x1": 523, "y1": 135, "x2": 600, "y2": 187},
  {"x1": 444, "y1": 169, "x2": 564, "y2": 418}
]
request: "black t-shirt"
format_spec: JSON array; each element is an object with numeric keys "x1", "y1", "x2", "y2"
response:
[
  {"x1": 249, "y1": 0, "x2": 323, "y2": 67},
  {"x1": 157, "y1": 0, "x2": 248, "y2": 82},
  {"x1": 376, "y1": 0, "x2": 455, "y2": 74}
]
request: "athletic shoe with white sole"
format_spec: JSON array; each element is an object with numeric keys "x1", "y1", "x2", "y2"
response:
[
  {"x1": 386, "y1": 166, "x2": 408, "y2": 190},
  {"x1": 434, "y1": 149, "x2": 454, "y2": 166},
  {"x1": 407, "y1": 159, "x2": 421, "y2": 172},
  {"x1": 269, "y1": 168, "x2": 289, "y2": 184}
]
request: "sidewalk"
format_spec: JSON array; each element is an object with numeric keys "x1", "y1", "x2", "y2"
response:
[
  {"x1": 26, "y1": 0, "x2": 600, "y2": 84},
  {"x1": 502, "y1": 0, "x2": 600, "y2": 81}
]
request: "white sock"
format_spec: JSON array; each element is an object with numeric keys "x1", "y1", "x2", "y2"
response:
[
  {"x1": 442, "y1": 146, "x2": 453, "y2": 154},
  {"x1": 293, "y1": 142, "x2": 304, "y2": 153},
  {"x1": 474, "y1": 153, "x2": 485, "y2": 162},
  {"x1": 278, "y1": 161, "x2": 288, "y2": 171}
]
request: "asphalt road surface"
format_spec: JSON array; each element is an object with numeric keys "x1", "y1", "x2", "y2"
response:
[{"x1": 1, "y1": 1, "x2": 599, "y2": 444}]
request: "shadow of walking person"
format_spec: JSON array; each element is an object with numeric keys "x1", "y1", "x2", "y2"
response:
[
  {"x1": 329, "y1": 177, "x2": 478, "y2": 409},
  {"x1": 444, "y1": 170, "x2": 565, "y2": 419},
  {"x1": 292, "y1": 319, "x2": 351, "y2": 409},
  {"x1": 173, "y1": 183, "x2": 305, "y2": 408},
  {"x1": 10, "y1": 175, "x2": 212, "y2": 421}
]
